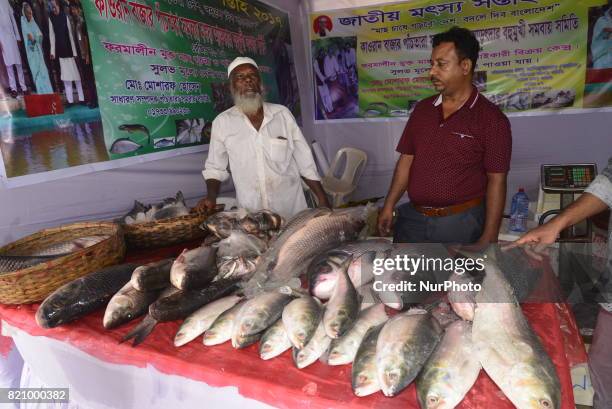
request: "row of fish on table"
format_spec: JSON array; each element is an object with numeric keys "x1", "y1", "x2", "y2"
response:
[{"x1": 33, "y1": 205, "x2": 561, "y2": 408}]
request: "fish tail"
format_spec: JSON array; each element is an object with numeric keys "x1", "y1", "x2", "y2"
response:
[{"x1": 120, "y1": 315, "x2": 157, "y2": 347}]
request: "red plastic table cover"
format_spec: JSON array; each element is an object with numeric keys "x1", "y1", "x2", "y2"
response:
[{"x1": 0, "y1": 242, "x2": 587, "y2": 409}]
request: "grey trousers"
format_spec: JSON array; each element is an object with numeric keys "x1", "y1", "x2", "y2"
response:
[
  {"x1": 590, "y1": 308, "x2": 612, "y2": 409},
  {"x1": 393, "y1": 202, "x2": 485, "y2": 244}
]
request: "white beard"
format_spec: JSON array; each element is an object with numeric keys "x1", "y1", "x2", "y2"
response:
[{"x1": 233, "y1": 92, "x2": 263, "y2": 116}]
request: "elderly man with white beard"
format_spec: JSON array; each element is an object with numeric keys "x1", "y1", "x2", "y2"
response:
[{"x1": 197, "y1": 57, "x2": 330, "y2": 219}]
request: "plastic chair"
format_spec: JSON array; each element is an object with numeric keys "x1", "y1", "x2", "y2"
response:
[{"x1": 321, "y1": 147, "x2": 367, "y2": 207}]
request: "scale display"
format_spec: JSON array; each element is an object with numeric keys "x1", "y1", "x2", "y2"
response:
[{"x1": 541, "y1": 164, "x2": 597, "y2": 192}]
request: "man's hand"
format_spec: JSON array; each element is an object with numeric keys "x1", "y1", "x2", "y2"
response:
[
  {"x1": 195, "y1": 197, "x2": 217, "y2": 213},
  {"x1": 377, "y1": 206, "x2": 394, "y2": 236},
  {"x1": 515, "y1": 223, "x2": 560, "y2": 246},
  {"x1": 50, "y1": 54, "x2": 55, "y2": 60}
]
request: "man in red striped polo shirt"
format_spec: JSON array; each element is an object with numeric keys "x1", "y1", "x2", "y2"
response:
[{"x1": 378, "y1": 27, "x2": 512, "y2": 244}]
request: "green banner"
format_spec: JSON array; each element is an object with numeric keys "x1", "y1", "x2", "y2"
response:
[
  {"x1": 83, "y1": 0, "x2": 299, "y2": 158},
  {"x1": 310, "y1": 0, "x2": 612, "y2": 120}
]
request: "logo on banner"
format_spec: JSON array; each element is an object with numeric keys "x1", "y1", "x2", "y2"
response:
[{"x1": 313, "y1": 15, "x2": 333, "y2": 37}]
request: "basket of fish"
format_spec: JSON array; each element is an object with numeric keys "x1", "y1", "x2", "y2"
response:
[
  {"x1": 120, "y1": 191, "x2": 221, "y2": 250},
  {"x1": 0, "y1": 221, "x2": 125, "y2": 304}
]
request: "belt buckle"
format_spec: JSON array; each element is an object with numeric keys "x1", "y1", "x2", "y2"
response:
[{"x1": 432, "y1": 207, "x2": 445, "y2": 217}]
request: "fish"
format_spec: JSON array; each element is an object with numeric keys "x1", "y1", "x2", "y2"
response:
[
  {"x1": 239, "y1": 210, "x2": 283, "y2": 237},
  {"x1": 0, "y1": 254, "x2": 64, "y2": 273},
  {"x1": 447, "y1": 271, "x2": 482, "y2": 321},
  {"x1": 231, "y1": 291, "x2": 293, "y2": 348},
  {"x1": 174, "y1": 294, "x2": 243, "y2": 347},
  {"x1": 154, "y1": 138, "x2": 175, "y2": 148},
  {"x1": 308, "y1": 239, "x2": 392, "y2": 300},
  {"x1": 170, "y1": 246, "x2": 218, "y2": 290},
  {"x1": 327, "y1": 303, "x2": 388, "y2": 366},
  {"x1": 217, "y1": 256, "x2": 258, "y2": 279},
  {"x1": 118, "y1": 124, "x2": 150, "y2": 145},
  {"x1": 416, "y1": 320, "x2": 481, "y2": 409},
  {"x1": 470, "y1": 248, "x2": 561, "y2": 409},
  {"x1": 216, "y1": 231, "x2": 267, "y2": 259},
  {"x1": 120, "y1": 286, "x2": 180, "y2": 346},
  {"x1": 150, "y1": 277, "x2": 240, "y2": 322},
  {"x1": 152, "y1": 191, "x2": 190, "y2": 220},
  {"x1": 292, "y1": 318, "x2": 331, "y2": 369},
  {"x1": 176, "y1": 118, "x2": 205, "y2": 145},
  {"x1": 244, "y1": 207, "x2": 367, "y2": 296},
  {"x1": 376, "y1": 309, "x2": 442, "y2": 397},
  {"x1": 351, "y1": 323, "x2": 384, "y2": 397},
  {"x1": 203, "y1": 301, "x2": 246, "y2": 346},
  {"x1": 36, "y1": 263, "x2": 137, "y2": 328},
  {"x1": 123, "y1": 200, "x2": 150, "y2": 224},
  {"x1": 282, "y1": 295, "x2": 322, "y2": 349},
  {"x1": 109, "y1": 138, "x2": 142, "y2": 154},
  {"x1": 202, "y1": 209, "x2": 249, "y2": 239},
  {"x1": 232, "y1": 332, "x2": 262, "y2": 349},
  {"x1": 323, "y1": 257, "x2": 360, "y2": 339},
  {"x1": 103, "y1": 282, "x2": 162, "y2": 329},
  {"x1": 259, "y1": 318, "x2": 292, "y2": 360},
  {"x1": 130, "y1": 259, "x2": 174, "y2": 291},
  {"x1": 6, "y1": 235, "x2": 109, "y2": 257}
]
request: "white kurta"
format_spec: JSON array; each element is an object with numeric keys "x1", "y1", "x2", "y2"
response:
[
  {"x1": 203, "y1": 103, "x2": 321, "y2": 220},
  {"x1": 48, "y1": 15, "x2": 81, "y2": 82},
  {"x1": 0, "y1": 0, "x2": 22, "y2": 66}
]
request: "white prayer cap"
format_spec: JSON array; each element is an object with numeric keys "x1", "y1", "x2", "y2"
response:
[{"x1": 227, "y1": 57, "x2": 259, "y2": 78}]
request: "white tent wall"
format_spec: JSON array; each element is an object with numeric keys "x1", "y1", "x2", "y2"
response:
[{"x1": 0, "y1": 0, "x2": 609, "y2": 245}]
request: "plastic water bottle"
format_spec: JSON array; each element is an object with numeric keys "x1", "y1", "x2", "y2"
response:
[{"x1": 509, "y1": 188, "x2": 530, "y2": 233}]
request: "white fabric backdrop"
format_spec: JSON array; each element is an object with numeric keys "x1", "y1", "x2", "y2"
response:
[{"x1": 1, "y1": 0, "x2": 610, "y2": 246}]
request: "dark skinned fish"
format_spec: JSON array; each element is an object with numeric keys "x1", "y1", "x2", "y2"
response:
[{"x1": 36, "y1": 263, "x2": 137, "y2": 328}]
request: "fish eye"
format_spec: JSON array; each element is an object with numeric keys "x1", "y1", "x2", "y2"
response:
[{"x1": 539, "y1": 399, "x2": 552, "y2": 408}]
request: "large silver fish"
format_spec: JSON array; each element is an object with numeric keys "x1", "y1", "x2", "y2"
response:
[
  {"x1": 174, "y1": 294, "x2": 243, "y2": 347},
  {"x1": 417, "y1": 320, "x2": 481, "y2": 409},
  {"x1": 103, "y1": 281, "x2": 162, "y2": 329},
  {"x1": 130, "y1": 259, "x2": 173, "y2": 291},
  {"x1": 231, "y1": 291, "x2": 293, "y2": 348},
  {"x1": 244, "y1": 207, "x2": 366, "y2": 295},
  {"x1": 170, "y1": 246, "x2": 218, "y2": 290},
  {"x1": 323, "y1": 257, "x2": 360, "y2": 339},
  {"x1": 36, "y1": 263, "x2": 137, "y2": 328},
  {"x1": 203, "y1": 300, "x2": 245, "y2": 346},
  {"x1": 376, "y1": 309, "x2": 442, "y2": 397},
  {"x1": 308, "y1": 239, "x2": 392, "y2": 300},
  {"x1": 327, "y1": 303, "x2": 388, "y2": 366},
  {"x1": 351, "y1": 323, "x2": 384, "y2": 397},
  {"x1": 282, "y1": 295, "x2": 322, "y2": 349},
  {"x1": 259, "y1": 318, "x2": 292, "y2": 360},
  {"x1": 470, "y1": 248, "x2": 561, "y2": 409}
]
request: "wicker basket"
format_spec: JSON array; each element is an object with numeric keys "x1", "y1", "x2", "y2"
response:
[
  {"x1": 0, "y1": 222, "x2": 125, "y2": 304},
  {"x1": 122, "y1": 206, "x2": 223, "y2": 250}
]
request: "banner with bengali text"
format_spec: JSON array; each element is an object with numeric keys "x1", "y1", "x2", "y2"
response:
[
  {"x1": 309, "y1": 0, "x2": 612, "y2": 121},
  {"x1": 1, "y1": 0, "x2": 299, "y2": 187}
]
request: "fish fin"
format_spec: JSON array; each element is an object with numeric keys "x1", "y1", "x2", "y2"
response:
[{"x1": 120, "y1": 315, "x2": 158, "y2": 347}]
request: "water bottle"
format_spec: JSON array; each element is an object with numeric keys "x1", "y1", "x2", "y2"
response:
[{"x1": 509, "y1": 188, "x2": 530, "y2": 233}]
